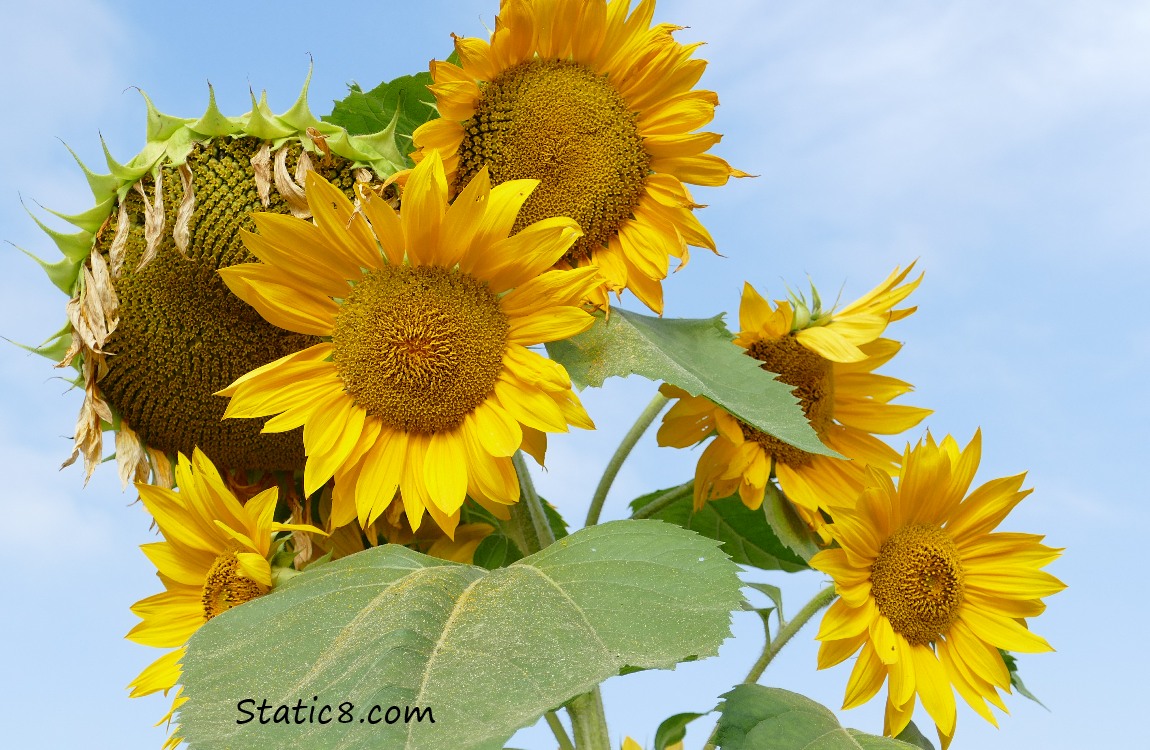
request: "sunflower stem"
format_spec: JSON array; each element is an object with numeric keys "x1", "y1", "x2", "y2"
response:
[
  {"x1": 586, "y1": 391, "x2": 669, "y2": 526},
  {"x1": 567, "y1": 688, "x2": 612, "y2": 750},
  {"x1": 546, "y1": 709, "x2": 576, "y2": 750},
  {"x1": 512, "y1": 451, "x2": 555, "y2": 554},
  {"x1": 701, "y1": 585, "x2": 838, "y2": 750},
  {"x1": 630, "y1": 480, "x2": 693, "y2": 519},
  {"x1": 745, "y1": 584, "x2": 836, "y2": 684}
]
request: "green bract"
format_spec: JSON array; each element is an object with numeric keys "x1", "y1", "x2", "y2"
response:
[{"x1": 23, "y1": 72, "x2": 410, "y2": 487}]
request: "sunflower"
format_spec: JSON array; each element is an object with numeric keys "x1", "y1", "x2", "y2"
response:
[
  {"x1": 657, "y1": 264, "x2": 931, "y2": 534},
  {"x1": 811, "y1": 432, "x2": 1064, "y2": 747},
  {"x1": 217, "y1": 151, "x2": 598, "y2": 537},
  {"x1": 411, "y1": 0, "x2": 747, "y2": 314},
  {"x1": 300, "y1": 491, "x2": 494, "y2": 565},
  {"x1": 126, "y1": 448, "x2": 321, "y2": 746},
  {"x1": 25, "y1": 77, "x2": 405, "y2": 488}
]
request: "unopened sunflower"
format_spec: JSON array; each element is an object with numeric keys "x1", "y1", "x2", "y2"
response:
[
  {"x1": 126, "y1": 448, "x2": 322, "y2": 747},
  {"x1": 218, "y1": 151, "x2": 598, "y2": 536},
  {"x1": 28, "y1": 77, "x2": 407, "y2": 488},
  {"x1": 812, "y1": 432, "x2": 1064, "y2": 747},
  {"x1": 412, "y1": 0, "x2": 747, "y2": 313},
  {"x1": 657, "y1": 264, "x2": 930, "y2": 534}
]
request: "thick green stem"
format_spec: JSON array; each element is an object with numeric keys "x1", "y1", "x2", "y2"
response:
[
  {"x1": 546, "y1": 710, "x2": 576, "y2": 750},
  {"x1": 567, "y1": 688, "x2": 612, "y2": 750},
  {"x1": 585, "y1": 392, "x2": 669, "y2": 526},
  {"x1": 513, "y1": 451, "x2": 555, "y2": 552},
  {"x1": 630, "y1": 480, "x2": 693, "y2": 519},
  {"x1": 702, "y1": 586, "x2": 837, "y2": 750}
]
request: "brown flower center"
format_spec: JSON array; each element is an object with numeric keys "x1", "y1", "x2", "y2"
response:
[
  {"x1": 97, "y1": 137, "x2": 364, "y2": 472},
  {"x1": 740, "y1": 335, "x2": 835, "y2": 467},
  {"x1": 331, "y1": 265, "x2": 509, "y2": 433},
  {"x1": 201, "y1": 549, "x2": 269, "y2": 621},
  {"x1": 456, "y1": 58, "x2": 650, "y2": 264},
  {"x1": 870, "y1": 523, "x2": 966, "y2": 645}
]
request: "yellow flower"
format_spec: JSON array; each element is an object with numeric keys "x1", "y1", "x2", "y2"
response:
[
  {"x1": 412, "y1": 0, "x2": 747, "y2": 314},
  {"x1": 30, "y1": 81, "x2": 401, "y2": 489},
  {"x1": 811, "y1": 432, "x2": 1065, "y2": 747},
  {"x1": 657, "y1": 264, "x2": 930, "y2": 533},
  {"x1": 126, "y1": 449, "x2": 321, "y2": 745},
  {"x1": 217, "y1": 152, "x2": 598, "y2": 537},
  {"x1": 306, "y1": 492, "x2": 495, "y2": 565}
]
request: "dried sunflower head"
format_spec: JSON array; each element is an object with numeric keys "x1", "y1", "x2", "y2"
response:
[{"x1": 26, "y1": 73, "x2": 409, "y2": 488}]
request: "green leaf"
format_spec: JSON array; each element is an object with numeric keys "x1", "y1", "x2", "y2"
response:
[
  {"x1": 471, "y1": 533, "x2": 523, "y2": 570},
  {"x1": 541, "y1": 499, "x2": 570, "y2": 540},
  {"x1": 1000, "y1": 650, "x2": 1048, "y2": 709},
  {"x1": 179, "y1": 520, "x2": 742, "y2": 750},
  {"x1": 654, "y1": 711, "x2": 707, "y2": 749},
  {"x1": 462, "y1": 496, "x2": 568, "y2": 569},
  {"x1": 546, "y1": 309, "x2": 832, "y2": 456},
  {"x1": 744, "y1": 583, "x2": 784, "y2": 616},
  {"x1": 630, "y1": 486, "x2": 809, "y2": 571},
  {"x1": 761, "y1": 483, "x2": 821, "y2": 563},
  {"x1": 714, "y1": 685, "x2": 921, "y2": 750},
  {"x1": 324, "y1": 71, "x2": 439, "y2": 158},
  {"x1": 893, "y1": 721, "x2": 935, "y2": 750}
]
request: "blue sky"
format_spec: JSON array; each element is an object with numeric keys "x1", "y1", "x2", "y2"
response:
[{"x1": 1, "y1": 1, "x2": 1145, "y2": 748}]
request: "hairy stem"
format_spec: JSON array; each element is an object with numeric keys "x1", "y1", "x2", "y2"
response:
[
  {"x1": 585, "y1": 391, "x2": 669, "y2": 526},
  {"x1": 546, "y1": 710, "x2": 576, "y2": 750},
  {"x1": 513, "y1": 451, "x2": 555, "y2": 552},
  {"x1": 567, "y1": 688, "x2": 612, "y2": 750},
  {"x1": 702, "y1": 585, "x2": 838, "y2": 750},
  {"x1": 630, "y1": 480, "x2": 693, "y2": 520}
]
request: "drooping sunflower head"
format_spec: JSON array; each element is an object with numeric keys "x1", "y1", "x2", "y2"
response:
[
  {"x1": 126, "y1": 448, "x2": 321, "y2": 744},
  {"x1": 27, "y1": 75, "x2": 409, "y2": 488},
  {"x1": 218, "y1": 151, "x2": 600, "y2": 537},
  {"x1": 412, "y1": 0, "x2": 748, "y2": 314},
  {"x1": 810, "y1": 432, "x2": 1065, "y2": 747},
  {"x1": 657, "y1": 264, "x2": 931, "y2": 533}
]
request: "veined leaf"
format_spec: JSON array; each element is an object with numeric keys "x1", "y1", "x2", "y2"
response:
[
  {"x1": 179, "y1": 520, "x2": 742, "y2": 750},
  {"x1": 630, "y1": 486, "x2": 809, "y2": 572},
  {"x1": 714, "y1": 685, "x2": 921, "y2": 750},
  {"x1": 546, "y1": 308, "x2": 832, "y2": 456},
  {"x1": 324, "y1": 71, "x2": 438, "y2": 158}
]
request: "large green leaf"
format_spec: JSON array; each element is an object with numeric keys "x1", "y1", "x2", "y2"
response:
[
  {"x1": 630, "y1": 487, "x2": 808, "y2": 572},
  {"x1": 546, "y1": 309, "x2": 832, "y2": 455},
  {"x1": 324, "y1": 71, "x2": 438, "y2": 158},
  {"x1": 714, "y1": 685, "x2": 921, "y2": 750},
  {"x1": 178, "y1": 520, "x2": 742, "y2": 750}
]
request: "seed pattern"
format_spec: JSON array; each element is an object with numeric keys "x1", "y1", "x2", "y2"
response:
[
  {"x1": 870, "y1": 523, "x2": 967, "y2": 645},
  {"x1": 96, "y1": 138, "x2": 362, "y2": 471},
  {"x1": 741, "y1": 335, "x2": 835, "y2": 467},
  {"x1": 200, "y1": 548, "x2": 269, "y2": 621},
  {"x1": 456, "y1": 58, "x2": 649, "y2": 264},
  {"x1": 331, "y1": 265, "x2": 509, "y2": 433}
]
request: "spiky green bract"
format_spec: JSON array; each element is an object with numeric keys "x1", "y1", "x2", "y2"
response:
[{"x1": 21, "y1": 71, "x2": 417, "y2": 487}]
